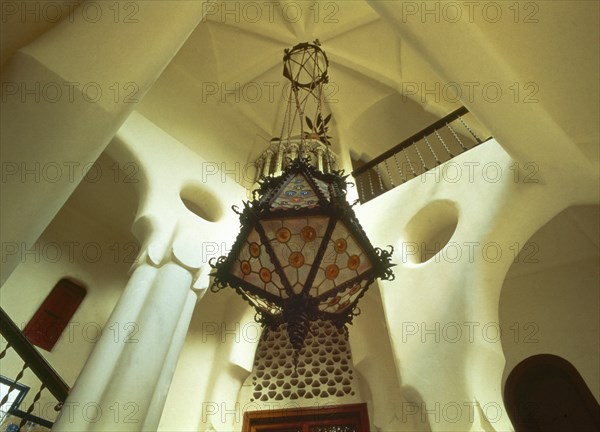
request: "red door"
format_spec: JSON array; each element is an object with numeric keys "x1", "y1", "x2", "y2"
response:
[{"x1": 23, "y1": 279, "x2": 86, "y2": 351}]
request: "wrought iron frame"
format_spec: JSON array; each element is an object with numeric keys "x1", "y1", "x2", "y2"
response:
[{"x1": 210, "y1": 158, "x2": 394, "y2": 353}]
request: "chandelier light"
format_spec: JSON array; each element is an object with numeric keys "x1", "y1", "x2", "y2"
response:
[{"x1": 210, "y1": 41, "x2": 395, "y2": 361}]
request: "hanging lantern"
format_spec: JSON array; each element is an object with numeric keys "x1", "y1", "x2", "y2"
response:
[{"x1": 209, "y1": 41, "x2": 395, "y2": 361}]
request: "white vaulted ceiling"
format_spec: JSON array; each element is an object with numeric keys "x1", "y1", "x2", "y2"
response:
[
  {"x1": 135, "y1": 1, "x2": 455, "y2": 172},
  {"x1": 133, "y1": 0, "x2": 599, "y2": 181},
  {"x1": 3, "y1": 1, "x2": 596, "y2": 179},
  {"x1": 1, "y1": 1, "x2": 597, "y2": 256},
  {"x1": 1, "y1": 0, "x2": 598, "y2": 173}
]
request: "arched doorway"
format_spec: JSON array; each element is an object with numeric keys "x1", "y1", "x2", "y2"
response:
[
  {"x1": 505, "y1": 354, "x2": 600, "y2": 431},
  {"x1": 499, "y1": 205, "x2": 599, "y2": 392},
  {"x1": 499, "y1": 204, "x2": 599, "y2": 431}
]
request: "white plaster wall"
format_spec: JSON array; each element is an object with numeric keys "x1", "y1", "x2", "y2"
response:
[
  {"x1": 99, "y1": 111, "x2": 255, "y2": 432},
  {"x1": 1, "y1": 108, "x2": 249, "y2": 429},
  {"x1": 0, "y1": 0, "x2": 211, "y2": 286},
  {"x1": 0, "y1": 197, "x2": 135, "y2": 423},
  {"x1": 1, "y1": 2, "x2": 597, "y2": 431},
  {"x1": 500, "y1": 205, "x2": 600, "y2": 403},
  {"x1": 165, "y1": 286, "x2": 408, "y2": 432},
  {"x1": 156, "y1": 288, "x2": 254, "y2": 432},
  {"x1": 119, "y1": 107, "x2": 416, "y2": 431},
  {"x1": 349, "y1": 286, "x2": 425, "y2": 431},
  {"x1": 105, "y1": 110, "x2": 245, "y2": 274},
  {"x1": 360, "y1": 139, "x2": 598, "y2": 431},
  {"x1": 4, "y1": 135, "x2": 595, "y2": 432}
]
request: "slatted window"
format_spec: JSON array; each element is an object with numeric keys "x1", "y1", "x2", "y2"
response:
[{"x1": 23, "y1": 279, "x2": 86, "y2": 351}]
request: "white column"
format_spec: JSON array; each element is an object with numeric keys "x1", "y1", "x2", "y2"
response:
[
  {"x1": 262, "y1": 150, "x2": 274, "y2": 177},
  {"x1": 288, "y1": 143, "x2": 299, "y2": 162},
  {"x1": 254, "y1": 158, "x2": 264, "y2": 183},
  {"x1": 142, "y1": 289, "x2": 200, "y2": 430},
  {"x1": 53, "y1": 260, "x2": 204, "y2": 431},
  {"x1": 274, "y1": 144, "x2": 284, "y2": 175},
  {"x1": 314, "y1": 146, "x2": 324, "y2": 172}
]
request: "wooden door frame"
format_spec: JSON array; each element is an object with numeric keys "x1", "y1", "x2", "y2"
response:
[{"x1": 242, "y1": 402, "x2": 370, "y2": 432}]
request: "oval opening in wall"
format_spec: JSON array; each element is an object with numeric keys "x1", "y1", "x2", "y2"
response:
[
  {"x1": 402, "y1": 199, "x2": 459, "y2": 264},
  {"x1": 180, "y1": 184, "x2": 223, "y2": 222}
]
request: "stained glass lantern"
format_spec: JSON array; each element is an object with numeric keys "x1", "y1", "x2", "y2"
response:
[{"x1": 209, "y1": 41, "x2": 395, "y2": 360}]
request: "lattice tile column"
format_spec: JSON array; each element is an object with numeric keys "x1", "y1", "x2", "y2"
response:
[{"x1": 245, "y1": 320, "x2": 360, "y2": 404}]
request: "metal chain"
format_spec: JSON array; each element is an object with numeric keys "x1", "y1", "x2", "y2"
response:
[
  {"x1": 403, "y1": 149, "x2": 417, "y2": 177},
  {"x1": 291, "y1": 48, "x2": 309, "y2": 158},
  {"x1": 424, "y1": 135, "x2": 441, "y2": 165},
  {"x1": 414, "y1": 142, "x2": 428, "y2": 170},
  {"x1": 383, "y1": 158, "x2": 395, "y2": 187},
  {"x1": 367, "y1": 169, "x2": 375, "y2": 197},
  {"x1": 435, "y1": 130, "x2": 454, "y2": 158},
  {"x1": 374, "y1": 165, "x2": 385, "y2": 191},
  {"x1": 446, "y1": 122, "x2": 468, "y2": 151},
  {"x1": 314, "y1": 58, "x2": 334, "y2": 173},
  {"x1": 393, "y1": 152, "x2": 407, "y2": 183},
  {"x1": 458, "y1": 116, "x2": 481, "y2": 143},
  {"x1": 358, "y1": 174, "x2": 365, "y2": 202},
  {"x1": 277, "y1": 89, "x2": 292, "y2": 161}
]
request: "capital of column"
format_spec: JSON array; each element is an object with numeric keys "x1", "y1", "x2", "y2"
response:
[
  {"x1": 262, "y1": 149, "x2": 275, "y2": 158},
  {"x1": 130, "y1": 221, "x2": 213, "y2": 301},
  {"x1": 287, "y1": 142, "x2": 300, "y2": 160}
]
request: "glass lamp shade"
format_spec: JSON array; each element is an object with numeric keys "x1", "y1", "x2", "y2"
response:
[{"x1": 210, "y1": 159, "x2": 394, "y2": 354}]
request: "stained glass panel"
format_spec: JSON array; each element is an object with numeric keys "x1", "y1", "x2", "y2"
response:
[
  {"x1": 239, "y1": 288, "x2": 283, "y2": 316},
  {"x1": 318, "y1": 279, "x2": 370, "y2": 313},
  {"x1": 261, "y1": 216, "x2": 330, "y2": 294},
  {"x1": 310, "y1": 220, "x2": 372, "y2": 298},
  {"x1": 271, "y1": 174, "x2": 320, "y2": 210},
  {"x1": 231, "y1": 227, "x2": 287, "y2": 299}
]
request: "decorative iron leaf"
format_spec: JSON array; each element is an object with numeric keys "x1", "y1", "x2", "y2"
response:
[{"x1": 305, "y1": 116, "x2": 313, "y2": 131}]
